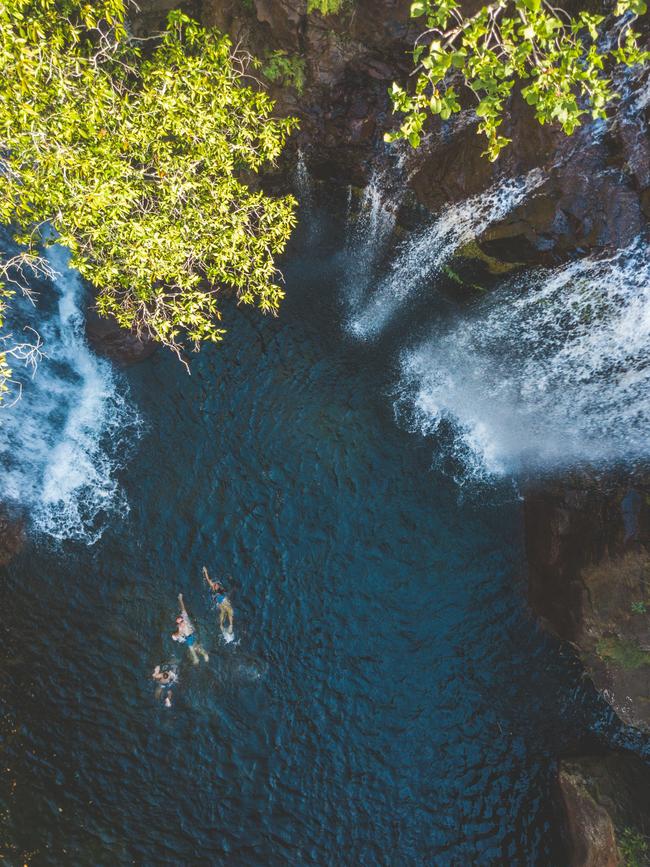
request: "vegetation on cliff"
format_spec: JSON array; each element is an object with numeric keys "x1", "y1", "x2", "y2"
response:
[
  {"x1": 0, "y1": 0, "x2": 297, "y2": 388},
  {"x1": 387, "y1": 0, "x2": 649, "y2": 159}
]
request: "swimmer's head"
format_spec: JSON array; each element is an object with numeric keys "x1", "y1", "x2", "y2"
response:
[{"x1": 175, "y1": 616, "x2": 183, "y2": 624}]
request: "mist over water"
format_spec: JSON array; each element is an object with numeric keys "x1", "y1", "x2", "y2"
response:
[{"x1": 0, "y1": 244, "x2": 139, "y2": 542}]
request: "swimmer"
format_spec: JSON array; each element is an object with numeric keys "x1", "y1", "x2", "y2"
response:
[
  {"x1": 202, "y1": 566, "x2": 234, "y2": 635},
  {"x1": 172, "y1": 593, "x2": 209, "y2": 665},
  {"x1": 152, "y1": 664, "x2": 177, "y2": 707}
]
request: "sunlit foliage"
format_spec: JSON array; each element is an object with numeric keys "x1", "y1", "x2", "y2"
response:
[
  {"x1": 387, "y1": 0, "x2": 649, "y2": 159},
  {"x1": 261, "y1": 50, "x2": 307, "y2": 92},
  {"x1": 307, "y1": 0, "x2": 347, "y2": 14},
  {"x1": 0, "y1": 1, "x2": 298, "y2": 363}
]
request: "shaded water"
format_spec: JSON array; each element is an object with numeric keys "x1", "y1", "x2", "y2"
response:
[{"x1": 0, "y1": 217, "x2": 646, "y2": 865}]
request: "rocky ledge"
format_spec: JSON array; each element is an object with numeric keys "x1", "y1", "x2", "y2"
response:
[
  {"x1": 525, "y1": 479, "x2": 650, "y2": 863},
  {"x1": 559, "y1": 754, "x2": 650, "y2": 866},
  {"x1": 525, "y1": 479, "x2": 650, "y2": 733}
]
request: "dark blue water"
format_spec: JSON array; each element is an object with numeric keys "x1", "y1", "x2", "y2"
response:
[{"x1": 0, "y1": 220, "x2": 639, "y2": 865}]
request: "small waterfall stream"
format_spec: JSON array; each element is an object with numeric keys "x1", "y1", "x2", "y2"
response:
[
  {"x1": 0, "y1": 245, "x2": 139, "y2": 542},
  {"x1": 343, "y1": 173, "x2": 398, "y2": 312},
  {"x1": 347, "y1": 169, "x2": 546, "y2": 339}
]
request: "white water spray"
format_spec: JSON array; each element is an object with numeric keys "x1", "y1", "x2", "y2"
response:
[
  {"x1": 344, "y1": 174, "x2": 399, "y2": 312},
  {"x1": 396, "y1": 238, "x2": 650, "y2": 477},
  {"x1": 348, "y1": 169, "x2": 546, "y2": 340},
  {"x1": 295, "y1": 149, "x2": 313, "y2": 210},
  {"x1": 0, "y1": 245, "x2": 140, "y2": 543}
]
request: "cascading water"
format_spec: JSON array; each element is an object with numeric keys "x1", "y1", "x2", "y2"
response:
[
  {"x1": 343, "y1": 173, "x2": 398, "y2": 313},
  {"x1": 0, "y1": 244, "x2": 140, "y2": 543},
  {"x1": 396, "y1": 238, "x2": 650, "y2": 478},
  {"x1": 294, "y1": 148, "x2": 320, "y2": 242},
  {"x1": 348, "y1": 169, "x2": 546, "y2": 340}
]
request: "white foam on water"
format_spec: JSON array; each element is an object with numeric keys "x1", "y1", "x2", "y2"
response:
[
  {"x1": 0, "y1": 245, "x2": 141, "y2": 543},
  {"x1": 348, "y1": 169, "x2": 546, "y2": 340},
  {"x1": 395, "y1": 239, "x2": 650, "y2": 477}
]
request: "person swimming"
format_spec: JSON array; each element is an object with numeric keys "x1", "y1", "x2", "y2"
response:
[
  {"x1": 202, "y1": 566, "x2": 234, "y2": 635},
  {"x1": 152, "y1": 663, "x2": 178, "y2": 708},
  {"x1": 172, "y1": 593, "x2": 209, "y2": 665}
]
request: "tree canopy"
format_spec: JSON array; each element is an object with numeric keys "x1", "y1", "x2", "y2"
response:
[
  {"x1": 386, "y1": 0, "x2": 649, "y2": 159},
  {"x1": 0, "y1": 1, "x2": 298, "y2": 372}
]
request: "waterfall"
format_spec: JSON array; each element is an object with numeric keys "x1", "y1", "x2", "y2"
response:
[
  {"x1": 395, "y1": 238, "x2": 650, "y2": 478},
  {"x1": 347, "y1": 169, "x2": 546, "y2": 340},
  {"x1": 0, "y1": 245, "x2": 140, "y2": 543},
  {"x1": 295, "y1": 149, "x2": 313, "y2": 208},
  {"x1": 294, "y1": 148, "x2": 319, "y2": 240},
  {"x1": 343, "y1": 174, "x2": 398, "y2": 315}
]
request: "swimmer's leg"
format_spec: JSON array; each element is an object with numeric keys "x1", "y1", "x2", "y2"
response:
[
  {"x1": 188, "y1": 645, "x2": 199, "y2": 665},
  {"x1": 197, "y1": 643, "x2": 209, "y2": 662},
  {"x1": 221, "y1": 601, "x2": 234, "y2": 633},
  {"x1": 155, "y1": 686, "x2": 162, "y2": 700}
]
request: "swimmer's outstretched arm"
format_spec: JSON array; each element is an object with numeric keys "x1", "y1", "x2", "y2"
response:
[
  {"x1": 202, "y1": 566, "x2": 218, "y2": 591},
  {"x1": 178, "y1": 593, "x2": 188, "y2": 614}
]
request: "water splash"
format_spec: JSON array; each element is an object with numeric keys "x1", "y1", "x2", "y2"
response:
[
  {"x1": 396, "y1": 239, "x2": 650, "y2": 478},
  {"x1": 0, "y1": 245, "x2": 140, "y2": 543},
  {"x1": 348, "y1": 169, "x2": 546, "y2": 340}
]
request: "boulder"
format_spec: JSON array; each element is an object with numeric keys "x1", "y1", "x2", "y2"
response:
[
  {"x1": 559, "y1": 763, "x2": 621, "y2": 867},
  {"x1": 559, "y1": 755, "x2": 650, "y2": 867},
  {"x1": 85, "y1": 307, "x2": 157, "y2": 366},
  {"x1": 525, "y1": 478, "x2": 650, "y2": 733}
]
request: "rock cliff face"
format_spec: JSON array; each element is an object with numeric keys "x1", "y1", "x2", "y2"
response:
[
  {"x1": 0, "y1": 509, "x2": 24, "y2": 567},
  {"x1": 559, "y1": 754, "x2": 650, "y2": 867},
  {"x1": 525, "y1": 480, "x2": 650, "y2": 734},
  {"x1": 149, "y1": 0, "x2": 650, "y2": 268},
  {"x1": 131, "y1": 1, "x2": 649, "y2": 266},
  {"x1": 525, "y1": 480, "x2": 650, "y2": 864}
]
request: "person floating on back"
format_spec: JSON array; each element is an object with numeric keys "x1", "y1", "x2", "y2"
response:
[
  {"x1": 152, "y1": 663, "x2": 178, "y2": 708},
  {"x1": 203, "y1": 566, "x2": 234, "y2": 637},
  {"x1": 172, "y1": 593, "x2": 209, "y2": 665}
]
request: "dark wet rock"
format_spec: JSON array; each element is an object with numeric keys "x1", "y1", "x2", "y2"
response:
[
  {"x1": 132, "y1": 1, "x2": 649, "y2": 264},
  {"x1": 559, "y1": 762, "x2": 621, "y2": 867},
  {"x1": 130, "y1": 0, "x2": 203, "y2": 36},
  {"x1": 559, "y1": 754, "x2": 650, "y2": 867},
  {"x1": 525, "y1": 478, "x2": 650, "y2": 733},
  {"x1": 407, "y1": 77, "x2": 649, "y2": 265},
  {"x1": 0, "y1": 508, "x2": 24, "y2": 566},
  {"x1": 86, "y1": 307, "x2": 157, "y2": 366}
]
